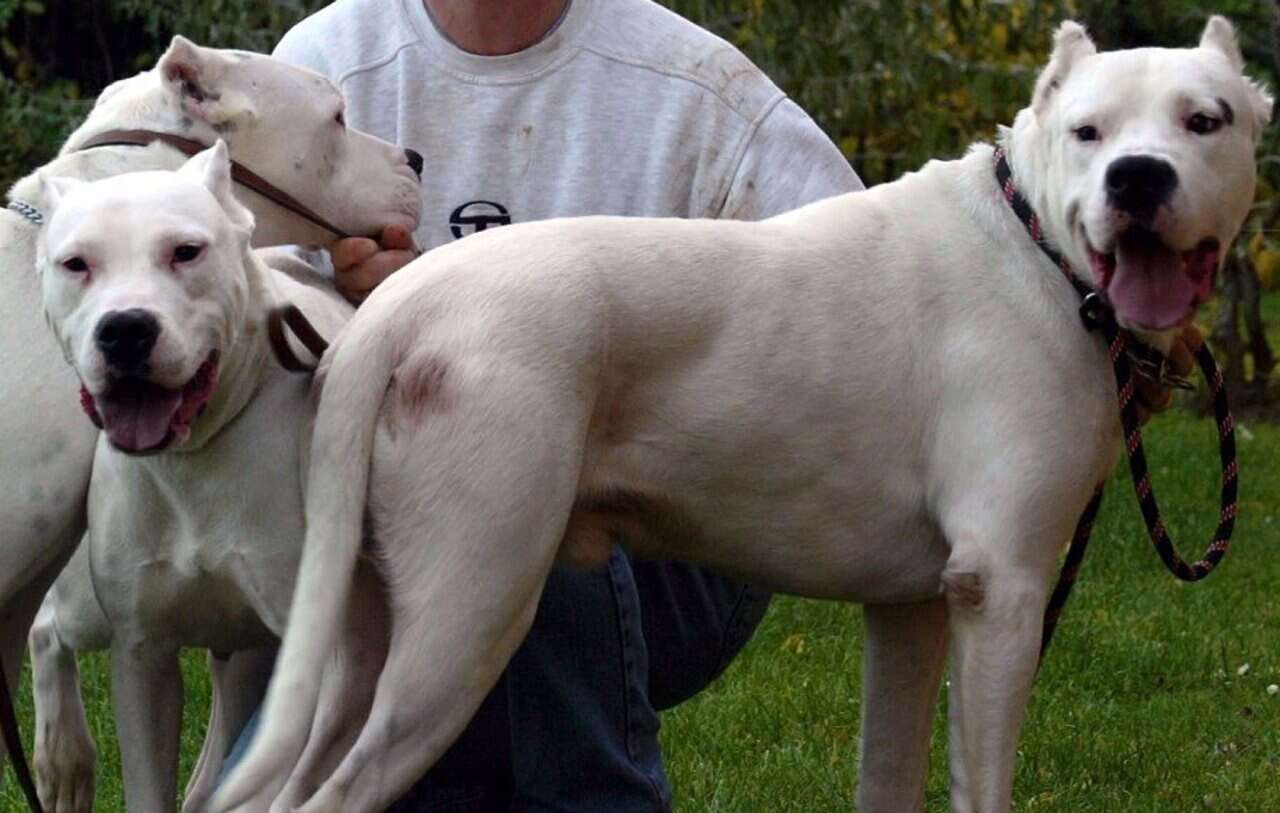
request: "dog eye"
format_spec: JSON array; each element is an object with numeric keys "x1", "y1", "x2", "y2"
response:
[
  {"x1": 1073, "y1": 125, "x2": 1100, "y2": 142},
  {"x1": 172, "y1": 244, "x2": 204, "y2": 263},
  {"x1": 1187, "y1": 113, "x2": 1221, "y2": 135},
  {"x1": 62, "y1": 257, "x2": 88, "y2": 273},
  {"x1": 334, "y1": 111, "x2": 346, "y2": 127}
]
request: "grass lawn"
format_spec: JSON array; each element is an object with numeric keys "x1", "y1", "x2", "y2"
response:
[{"x1": 3, "y1": 413, "x2": 1278, "y2": 811}]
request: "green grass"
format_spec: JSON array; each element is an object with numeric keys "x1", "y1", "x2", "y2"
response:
[{"x1": 3, "y1": 411, "x2": 1278, "y2": 811}]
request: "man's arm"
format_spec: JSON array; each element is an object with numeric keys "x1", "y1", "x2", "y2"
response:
[{"x1": 718, "y1": 97, "x2": 863, "y2": 221}]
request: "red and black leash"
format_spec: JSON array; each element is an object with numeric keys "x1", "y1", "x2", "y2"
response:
[{"x1": 992, "y1": 146, "x2": 1239, "y2": 661}]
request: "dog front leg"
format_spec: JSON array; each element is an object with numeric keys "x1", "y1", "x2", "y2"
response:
[
  {"x1": 857, "y1": 597, "x2": 948, "y2": 813},
  {"x1": 30, "y1": 592, "x2": 98, "y2": 813},
  {"x1": 112, "y1": 641, "x2": 183, "y2": 813},
  {"x1": 943, "y1": 560, "x2": 1048, "y2": 813}
]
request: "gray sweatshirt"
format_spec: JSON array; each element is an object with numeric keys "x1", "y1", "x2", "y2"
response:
[{"x1": 274, "y1": 0, "x2": 862, "y2": 251}]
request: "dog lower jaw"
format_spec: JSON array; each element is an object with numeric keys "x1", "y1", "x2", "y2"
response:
[
  {"x1": 87, "y1": 349, "x2": 221, "y2": 454},
  {"x1": 1084, "y1": 228, "x2": 1220, "y2": 331}
]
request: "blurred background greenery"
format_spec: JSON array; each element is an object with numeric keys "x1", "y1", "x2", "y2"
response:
[
  {"x1": 1, "y1": 1, "x2": 1273, "y2": 186},
  {"x1": 2, "y1": 0, "x2": 1278, "y2": 399}
]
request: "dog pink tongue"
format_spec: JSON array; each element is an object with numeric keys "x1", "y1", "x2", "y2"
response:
[
  {"x1": 1106, "y1": 236, "x2": 1198, "y2": 330},
  {"x1": 99, "y1": 388, "x2": 180, "y2": 452}
]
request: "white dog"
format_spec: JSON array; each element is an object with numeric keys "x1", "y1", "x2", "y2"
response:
[
  {"x1": 218, "y1": 19, "x2": 1271, "y2": 813},
  {"x1": 33, "y1": 144, "x2": 355, "y2": 813},
  {"x1": 4, "y1": 36, "x2": 419, "y2": 812}
]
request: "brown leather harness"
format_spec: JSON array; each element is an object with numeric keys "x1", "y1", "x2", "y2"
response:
[{"x1": 267, "y1": 303, "x2": 332, "y2": 372}]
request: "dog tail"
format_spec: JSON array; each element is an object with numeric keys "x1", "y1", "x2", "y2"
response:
[{"x1": 212, "y1": 318, "x2": 399, "y2": 811}]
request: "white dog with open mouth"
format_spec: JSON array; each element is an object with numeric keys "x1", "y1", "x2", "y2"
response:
[
  {"x1": 4, "y1": 36, "x2": 419, "y2": 813},
  {"x1": 34, "y1": 143, "x2": 355, "y2": 813},
  {"x1": 217, "y1": 18, "x2": 1270, "y2": 813}
]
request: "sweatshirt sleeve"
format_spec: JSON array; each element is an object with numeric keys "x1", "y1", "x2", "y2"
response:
[{"x1": 719, "y1": 97, "x2": 863, "y2": 221}]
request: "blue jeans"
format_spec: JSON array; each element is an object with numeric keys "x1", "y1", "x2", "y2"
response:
[{"x1": 222, "y1": 550, "x2": 770, "y2": 812}]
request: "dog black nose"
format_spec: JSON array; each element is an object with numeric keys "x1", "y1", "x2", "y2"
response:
[
  {"x1": 405, "y1": 148, "x2": 424, "y2": 178},
  {"x1": 95, "y1": 309, "x2": 160, "y2": 373},
  {"x1": 1105, "y1": 155, "x2": 1178, "y2": 222}
]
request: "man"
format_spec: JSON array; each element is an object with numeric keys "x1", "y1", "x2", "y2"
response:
[{"x1": 259, "y1": 1, "x2": 861, "y2": 810}]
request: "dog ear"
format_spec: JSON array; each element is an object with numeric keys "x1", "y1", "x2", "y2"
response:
[
  {"x1": 1199, "y1": 16, "x2": 1244, "y2": 71},
  {"x1": 1247, "y1": 79, "x2": 1275, "y2": 134},
  {"x1": 1032, "y1": 21, "x2": 1097, "y2": 117},
  {"x1": 35, "y1": 173, "x2": 85, "y2": 215},
  {"x1": 180, "y1": 140, "x2": 255, "y2": 234},
  {"x1": 1200, "y1": 17, "x2": 1275, "y2": 135},
  {"x1": 157, "y1": 36, "x2": 257, "y2": 130}
]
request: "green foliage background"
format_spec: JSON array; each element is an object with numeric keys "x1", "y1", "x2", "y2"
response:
[{"x1": 1, "y1": 1, "x2": 1276, "y2": 191}]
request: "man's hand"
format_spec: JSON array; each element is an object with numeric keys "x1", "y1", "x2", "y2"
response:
[
  {"x1": 331, "y1": 225, "x2": 419, "y2": 304},
  {"x1": 1134, "y1": 324, "x2": 1203, "y2": 425}
]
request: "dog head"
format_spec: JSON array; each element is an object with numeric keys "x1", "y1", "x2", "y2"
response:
[
  {"x1": 1009, "y1": 16, "x2": 1272, "y2": 333},
  {"x1": 38, "y1": 143, "x2": 253, "y2": 454},
  {"x1": 21, "y1": 36, "x2": 422, "y2": 246}
]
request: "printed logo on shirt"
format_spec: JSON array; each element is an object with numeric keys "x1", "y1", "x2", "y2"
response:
[{"x1": 449, "y1": 200, "x2": 512, "y2": 239}]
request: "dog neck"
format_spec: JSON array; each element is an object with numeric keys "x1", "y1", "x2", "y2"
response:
[
  {"x1": 175, "y1": 248, "x2": 276, "y2": 453},
  {"x1": 8, "y1": 144, "x2": 183, "y2": 212},
  {"x1": 999, "y1": 120, "x2": 1064, "y2": 261}
]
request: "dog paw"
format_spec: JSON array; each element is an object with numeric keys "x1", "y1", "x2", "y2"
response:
[{"x1": 34, "y1": 736, "x2": 97, "y2": 813}]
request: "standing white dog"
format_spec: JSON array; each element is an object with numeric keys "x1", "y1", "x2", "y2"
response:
[
  {"x1": 3, "y1": 36, "x2": 419, "y2": 813},
  {"x1": 34, "y1": 144, "x2": 356, "y2": 813},
  {"x1": 218, "y1": 19, "x2": 1271, "y2": 813}
]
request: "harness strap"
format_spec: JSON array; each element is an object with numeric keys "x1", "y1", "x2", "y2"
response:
[
  {"x1": 991, "y1": 147, "x2": 1238, "y2": 663},
  {"x1": 267, "y1": 304, "x2": 331, "y2": 374},
  {"x1": 77, "y1": 129, "x2": 352, "y2": 239}
]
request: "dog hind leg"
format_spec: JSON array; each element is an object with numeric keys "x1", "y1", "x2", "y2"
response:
[
  {"x1": 857, "y1": 597, "x2": 948, "y2": 813},
  {"x1": 183, "y1": 647, "x2": 275, "y2": 813},
  {"x1": 269, "y1": 561, "x2": 388, "y2": 813},
  {"x1": 293, "y1": 368, "x2": 589, "y2": 813}
]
